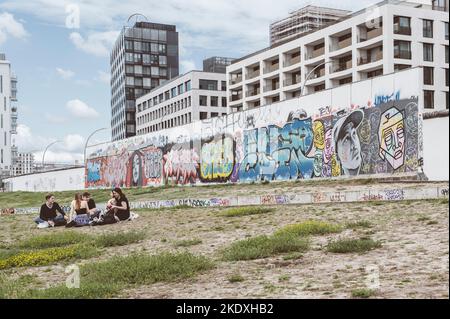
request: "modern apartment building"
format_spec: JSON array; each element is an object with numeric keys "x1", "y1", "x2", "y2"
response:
[
  {"x1": 203, "y1": 57, "x2": 235, "y2": 73},
  {"x1": 12, "y1": 152, "x2": 34, "y2": 176},
  {"x1": 270, "y1": 5, "x2": 351, "y2": 46},
  {"x1": 228, "y1": 0, "x2": 449, "y2": 113},
  {"x1": 136, "y1": 71, "x2": 228, "y2": 135},
  {"x1": 0, "y1": 53, "x2": 18, "y2": 180},
  {"x1": 110, "y1": 21, "x2": 179, "y2": 141}
]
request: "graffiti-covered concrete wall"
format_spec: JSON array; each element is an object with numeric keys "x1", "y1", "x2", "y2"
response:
[
  {"x1": 86, "y1": 69, "x2": 423, "y2": 188},
  {"x1": 3, "y1": 167, "x2": 85, "y2": 192}
]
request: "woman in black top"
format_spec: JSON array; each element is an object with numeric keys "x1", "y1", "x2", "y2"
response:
[
  {"x1": 111, "y1": 187, "x2": 130, "y2": 221},
  {"x1": 34, "y1": 194, "x2": 67, "y2": 227}
]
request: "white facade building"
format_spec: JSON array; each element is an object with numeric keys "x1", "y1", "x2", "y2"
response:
[
  {"x1": 136, "y1": 71, "x2": 228, "y2": 135},
  {"x1": 12, "y1": 152, "x2": 35, "y2": 176},
  {"x1": 270, "y1": 5, "x2": 351, "y2": 46},
  {"x1": 0, "y1": 54, "x2": 18, "y2": 180},
  {"x1": 227, "y1": 0, "x2": 449, "y2": 113}
]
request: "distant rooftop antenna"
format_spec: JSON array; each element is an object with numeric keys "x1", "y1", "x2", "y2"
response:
[{"x1": 127, "y1": 13, "x2": 149, "y2": 27}]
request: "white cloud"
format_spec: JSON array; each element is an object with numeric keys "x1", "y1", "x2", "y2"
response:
[
  {"x1": 96, "y1": 70, "x2": 110, "y2": 84},
  {"x1": 66, "y1": 99, "x2": 100, "y2": 119},
  {"x1": 14, "y1": 124, "x2": 84, "y2": 164},
  {"x1": 56, "y1": 67, "x2": 75, "y2": 80},
  {"x1": 69, "y1": 31, "x2": 119, "y2": 57},
  {"x1": 180, "y1": 60, "x2": 197, "y2": 74},
  {"x1": 1, "y1": 0, "x2": 378, "y2": 57},
  {"x1": 0, "y1": 12, "x2": 28, "y2": 44},
  {"x1": 44, "y1": 113, "x2": 67, "y2": 124}
]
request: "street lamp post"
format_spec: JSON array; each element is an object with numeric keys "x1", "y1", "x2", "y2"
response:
[
  {"x1": 42, "y1": 140, "x2": 62, "y2": 170},
  {"x1": 300, "y1": 60, "x2": 337, "y2": 96}
]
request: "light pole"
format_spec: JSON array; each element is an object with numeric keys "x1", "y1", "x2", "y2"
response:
[
  {"x1": 42, "y1": 140, "x2": 62, "y2": 170},
  {"x1": 300, "y1": 60, "x2": 337, "y2": 96}
]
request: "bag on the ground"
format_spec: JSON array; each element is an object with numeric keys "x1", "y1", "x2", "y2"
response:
[{"x1": 37, "y1": 221, "x2": 49, "y2": 229}]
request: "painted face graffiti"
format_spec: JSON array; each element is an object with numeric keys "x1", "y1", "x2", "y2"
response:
[
  {"x1": 378, "y1": 107, "x2": 405, "y2": 170},
  {"x1": 323, "y1": 129, "x2": 333, "y2": 164},
  {"x1": 313, "y1": 150, "x2": 323, "y2": 177},
  {"x1": 333, "y1": 110, "x2": 364, "y2": 176}
]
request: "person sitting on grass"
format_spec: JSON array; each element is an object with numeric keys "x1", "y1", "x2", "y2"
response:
[
  {"x1": 90, "y1": 191, "x2": 118, "y2": 226},
  {"x1": 34, "y1": 194, "x2": 68, "y2": 227},
  {"x1": 82, "y1": 191, "x2": 101, "y2": 219},
  {"x1": 110, "y1": 187, "x2": 130, "y2": 221},
  {"x1": 66, "y1": 193, "x2": 91, "y2": 228}
]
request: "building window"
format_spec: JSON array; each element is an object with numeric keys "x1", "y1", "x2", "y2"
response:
[
  {"x1": 171, "y1": 87, "x2": 177, "y2": 98},
  {"x1": 423, "y1": 43, "x2": 434, "y2": 62},
  {"x1": 394, "y1": 40, "x2": 411, "y2": 59},
  {"x1": 445, "y1": 68, "x2": 449, "y2": 87},
  {"x1": 445, "y1": 22, "x2": 449, "y2": 40},
  {"x1": 424, "y1": 67, "x2": 434, "y2": 85},
  {"x1": 211, "y1": 96, "x2": 218, "y2": 107},
  {"x1": 445, "y1": 45, "x2": 449, "y2": 64},
  {"x1": 222, "y1": 97, "x2": 227, "y2": 107},
  {"x1": 200, "y1": 112, "x2": 208, "y2": 120},
  {"x1": 199, "y1": 95, "x2": 208, "y2": 106},
  {"x1": 221, "y1": 81, "x2": 227, "y2": 91},
  {"x1": 394, "y1": 16, "x2": 411, "y2": 35},
  {"x1": 185, "y1": 80, "x2": 191, "y2": 92},
  {"x1": 446, "y1": 92, "x2": 449, "y2": 109},
  {"x1": 423, "y1": 20, "x2": 433, "y2": 38},
  {"x1": 199, "y1": 79, "x2": 218, "y2": 90},
  {"x1": 159, "y1": 56, "x2": 167, "y2": 66},
  {"x1": 211, "y1": 112, "x2": 219, "y2": 118},
  {"x1": 178, "y1": 84, "x2": 184, "y2": 95},
  {"x1": 424, "y1": 90, "x2": 434, "y2": 109}
]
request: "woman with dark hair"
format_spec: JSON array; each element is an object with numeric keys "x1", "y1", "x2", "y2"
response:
[{"x1": 110, "y1": 187, "x2": 130, "y2": 221}]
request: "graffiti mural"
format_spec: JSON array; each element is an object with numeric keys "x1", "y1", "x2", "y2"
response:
[{"x1": 86, "y1": 71, "x2": 421, "y2": 189}]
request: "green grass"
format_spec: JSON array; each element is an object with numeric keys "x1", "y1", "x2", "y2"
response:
[
  {"x1": 174, "y1": 239, "x2": 202, "y2": 247},
  {"x1": 17, "y1": 231, "x2": 90, "y2": 250},
  {"x1": 95, "y1": 231, "x2": 146, "y2": 247},
  {"x1": 219, "y1": 206, "x2": 274, "y2": 217},
  {"x1": 20, "y1": 252, "x2": 214, "y2": 299},
  {"x1": 351, "y1": 288, "x2": 377, "y2": 298},
  {"x1": 346, "y1": 220, "x2": 373, "y2": 229},
  {"x1": 0, "y1": 274, "x2": 42, "y2": 299},
  {"x1": 326, "y1": 238, "x2": 382, "y2": 254},
  {"x1": 228, "y1": 274, "x2": 245, "y2": 283},
  {"x1": 221, "y1": 233, "x2": 310, "y2": 261},
  {"x1": 275, "y1": 220, "x2": 342, "y2": 237}
]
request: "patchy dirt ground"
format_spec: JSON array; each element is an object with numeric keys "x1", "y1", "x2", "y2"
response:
[{"x1": 0, "y1": 184, "x2": 448, "y2": 299}]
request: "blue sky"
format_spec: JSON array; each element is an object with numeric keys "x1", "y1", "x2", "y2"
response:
[{"x1": 0, "y1": 0, "x2": 376, "y2": 163}]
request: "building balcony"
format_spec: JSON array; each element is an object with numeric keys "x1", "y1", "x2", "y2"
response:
[
  {"x1": 283, "y1": 55, "x2": 301, "y2": 67},
  {"x1": 307, "y1": 46, "x2": 325, "y2": 59},
  {"x1": 229, "y1": 75, "x2": 243, "y2": 85},
  {"x1": 394, "y1": 25, "x2": 411, "y2": 36},
  {"x1": 311, "y1": 68, "x2": 326, "y2": 79},
  {"x1": 264, "y1": 63, "x2": 280, "y2": 74},
  {"x1": 358, "y1": 51, "x2": 383, "y2": 65},
  {"x1": 338, "y1": 37, "x2": 352, "y2": 49},
  {"x1": 231, "y1": 93, "x2": 243, "y2": 101},
  {"x1": 246, "y1": 88, "x2": 260, "y2": 97},
  {"x1": 359, "y1": 27, "x2": 382, "y2": 42},
  {"x1": 331, "y1": 60, "x2": 352, "y2": 73},
  {"x1": 394, "y1": 51, "x2": 412, "y2": 60},
  {"x1": 246, "y1": 70, "x2": 260, "y2": 80},
  {"x1": 263, "y1": 82, "x2": 280, "y2": 93},
  {"x1": 283, "y1": 77, "x2": 301, "y2": 87}
]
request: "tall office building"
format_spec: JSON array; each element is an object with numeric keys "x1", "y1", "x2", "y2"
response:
[
  {"x1": 0, "y1": 54, "x2": 18, "y2": 181},
  {"x1": 110, "y1": 21, "x2": 179, "y2": 141},
  {"x1": 12, "y1": 152, "x2": 35, "y2": 176},
  {"x1": 270, "y1": 5, "x2": 351, "y2": 46}
]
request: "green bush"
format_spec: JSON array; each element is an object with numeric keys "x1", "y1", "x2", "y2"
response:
[
  {"x1": 275, "y1": 220, "x2": 342, "y2": 237},
  {"x1": 222, "y1": 234, "x2": 309, "y2": 261},
  {"x1": 326, "y1": 238, "x2": 382, "y2": 254}
]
